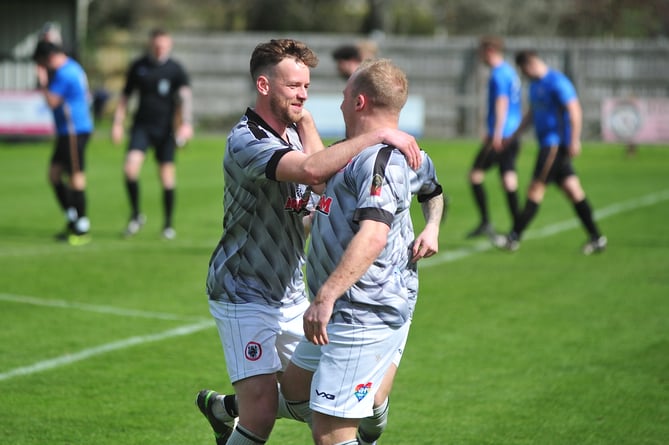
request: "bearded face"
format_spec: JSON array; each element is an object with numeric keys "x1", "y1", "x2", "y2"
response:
[{"x1": 266, "y1": 58, "x2": 311, "y2": 126}]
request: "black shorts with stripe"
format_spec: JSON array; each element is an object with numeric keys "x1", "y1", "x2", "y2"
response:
[
  {"x1": 532, "y1": 145, "x2": 576, "y2": 184},
  {"x1": 471, "y1": 137, "x2": 520, "y2": 173},
  {"x1": 51, "y1": 133, "x2": 91, "y2": 173}
]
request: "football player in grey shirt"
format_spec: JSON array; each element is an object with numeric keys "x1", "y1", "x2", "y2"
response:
[
  {"x1": 279, "y1": 58, "x2": 444, "y2": 445},
  {"x1": 197, "y1": 39, "x2": 422, "y2": 445},
  {"x1": 354, "y1": 148, "x2": 445, "y2": 445}
]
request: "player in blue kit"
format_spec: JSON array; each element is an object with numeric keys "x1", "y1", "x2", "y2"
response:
[
  {"x1": 197, "y1": 39, "x2": 421, "y2": 445},
  {"x1": 33, "y1": 41, "x2": 94, "y2": 246},
  {"x1": 467, "y1": 36, "x2": 522, "y2": 239},
  {"x1": 495, "y1": 50, "x2": 606, "y2": 254}
]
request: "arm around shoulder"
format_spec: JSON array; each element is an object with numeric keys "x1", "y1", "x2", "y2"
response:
[{"x1": 275, "y1": 127, "x2": 420, "y2": 185}]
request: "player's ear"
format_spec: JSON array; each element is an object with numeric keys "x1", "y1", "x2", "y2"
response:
[
  {"x1": 355, "y1": 94, "x2": 366, "y2": 111},
  {"x1": 257, "y1": 75, "x2": 270, "y2": 96}
]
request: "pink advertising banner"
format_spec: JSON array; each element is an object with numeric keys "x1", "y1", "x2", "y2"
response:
[
  {"x1": 0, "y1": 91, "x2": 54, "y2": 137},
  {"x1": 601, "y1": 98, "x2": 669, "y2": 144}
]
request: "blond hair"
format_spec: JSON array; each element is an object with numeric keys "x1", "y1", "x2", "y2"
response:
[{"x1": 350, "y1": 58, "x2": 408, "y2": 113}]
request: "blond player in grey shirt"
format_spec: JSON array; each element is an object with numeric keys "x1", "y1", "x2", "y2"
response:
[{"x1": 282, "y1": 59, "x2": 443, "y2": 445}]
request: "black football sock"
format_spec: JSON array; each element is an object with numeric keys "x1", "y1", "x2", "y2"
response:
[
  {"x1": 163, "y1": 188, "x2": 175, "y2": 228},
  {"x1": 53, "y1": 182, "x2": 70, "y2": 212},
  {"x1": 513, "y1": 199, "x2": 539, "y2": 238},
  {"x1": 471, "y1": 182, "x2": 488, "y2": 224},
  {"x1": 574, "y1": 199, "x2": 601, "y2": 239},
  {"x1": 506, "y1": 189, "x2": 519, "y2": 224},
  {"x1": 71, "y1": 190, "x2": 89, "y2": 234},
  {"x1": 71, "y1": 190, "x2": 87, "y2": 219},
  {"x1": 125, "y1": 179, "x2": 140, "y2": 218}
]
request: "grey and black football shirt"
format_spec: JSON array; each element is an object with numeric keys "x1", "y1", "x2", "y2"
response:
[
  {"x1": 405, "y1": 150, "x2": 443, "y2": 315},
  {"x1": 306, "y1": 144, "x2": 414, "y2": 328},
  {"x1": 207, "y1": 108, "x2": 310, "y2": 307},
  {"x1": 411, "y1": 151, "x2": 442, "y2": 201}
]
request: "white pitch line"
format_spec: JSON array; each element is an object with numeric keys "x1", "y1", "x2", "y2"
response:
[
  {"x1": 0, "y1": 240, "x2": 213, "y2": 258},
  {"x1": 421, "y1": 188, "x2": 669, "y2": 268},
  {"x1": 2, "y1": 189, "x2": 667, "y2": 382},
  {"x1": 0, "y1": 320, "x2": 215, "y2": 382},
  {"x1": 0, "y1": 293, "x2": 206, "y2": 322}
]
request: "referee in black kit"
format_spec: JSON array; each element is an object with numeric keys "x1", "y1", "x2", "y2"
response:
[{"x1": 112, "y1": 28, "x2": 193, "y2": 240}]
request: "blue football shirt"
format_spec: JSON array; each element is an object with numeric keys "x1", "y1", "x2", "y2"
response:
[
  {"x1": 487, "y1": 61, "x2": 522, "y2": 138},
  {"x1": 529, "y1": 69, "x2": 578, "y2": 147},
  {"x1": 48, "y1": 58, "x2": 93, "y2": 135}
]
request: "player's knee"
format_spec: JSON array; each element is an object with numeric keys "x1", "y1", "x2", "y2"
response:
[
  {"x1": 527, "y1": 183, "x2": 545, "y2": 202},
  {"x1": 561, "y1": 176, "x2": 585, "y2": 202},
  {"x1": 470, "y1": 169, "x2": 484, "y2": 183},
  {"x1": 123, "y1": 163, "x2": 140, "y2": 179},
  {"x1": 71, "y1": 172, "x2": 86, "y2": 190},
  {"x1": 502, "y1": 171, "x2": 518, "y2": 191},
  {"x1": 565, "y1": 187, "x2": 585, "y2": 202}
]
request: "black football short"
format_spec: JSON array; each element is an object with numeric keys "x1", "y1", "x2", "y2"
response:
[
  {"x1": 51, "y1": 133, "x2": 91, "y2": 173},
  {"x1": 532, "y1": 145, "x2": 576, "y2": 184},
  {"x1": 471, "y1": 137, "x2": 519, "y2": 174},
  {"x1": 128, "y1": 124, "x2": 176, "y2": 163}
]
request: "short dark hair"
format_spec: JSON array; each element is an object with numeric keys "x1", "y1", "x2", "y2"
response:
[
  {"x1": 479, "y1": 35, "x2": 504, "y2": 53},
  {"x1": 250, "y1": 39, "x2": 319, "y2": 80},
  {"x1": 32, "y1": 40, "x2": 63, "y2": 63},
  {"x1": 515, "y1": 49, "x2": 538, "y2": 67},
  {"x1": 150, "y1": 28, "x2": 170, "y2": 39},
  {"x1": 332, "y1": 44, "x2": 361, "y2": 62}
]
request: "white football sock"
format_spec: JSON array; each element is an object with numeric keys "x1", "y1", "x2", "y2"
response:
[
  {"x1": 211, "y1": 394, "x2": 237, "y2": 423},
  {"x1": 226, "y1": 424, "x2": 267, "y2": 444},
  {"x1": 277, "y1": 391, "x2": 312, "y2": 427},
  {"x1": 357, "y1": 397, "x2": 389, "y2": 444}
]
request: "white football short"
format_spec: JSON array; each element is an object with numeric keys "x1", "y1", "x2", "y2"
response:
[
  {"x1": 209, "y1": 299, "x2": 308, "y2": 383},
  {"x1": 290, "y1": 318, "x2": 412, "y2": 372},
  {"x1": 289, "y1": 336, "x2": 322, "y2": 372},
  {"x1": 392, "y1": 318, "x2": 412, "y2": 367},
  {"x1": 308, "y1": 321, "x2": 409, "y2": 419}
]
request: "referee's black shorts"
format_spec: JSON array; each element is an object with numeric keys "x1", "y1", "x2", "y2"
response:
[{"x1": 128, "y1": 124, "x2": 176, "y2": 163}]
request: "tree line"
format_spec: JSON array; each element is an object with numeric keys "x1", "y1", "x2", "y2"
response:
[{"x1": 88, "y1": 0, "x2": 668, "y2": 40}]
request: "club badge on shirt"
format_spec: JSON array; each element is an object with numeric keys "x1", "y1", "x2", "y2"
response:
[
  {"x1": 158, "y1": 78, "x2": 171, "y2": 96},
  {"x1": 370, "y1": 174, "x2": 383, "y2": 197}
]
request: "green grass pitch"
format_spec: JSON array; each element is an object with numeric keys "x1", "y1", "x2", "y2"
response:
[{"x1": 1, "y1": 133, "x2": 668, "y2": 444}]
